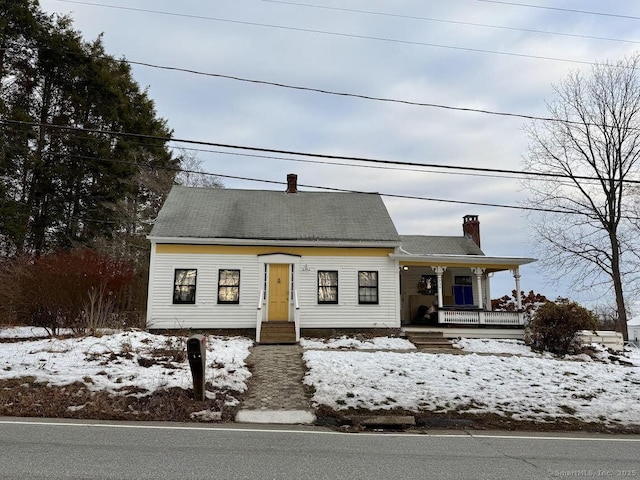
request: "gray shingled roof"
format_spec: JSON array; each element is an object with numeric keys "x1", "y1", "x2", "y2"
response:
[
  {"x1": 399, "y1": 235, "x2": 484, "y2": 256},
  {"x1": 150, "y1": 186, "x2": 400, "y2": 243}
]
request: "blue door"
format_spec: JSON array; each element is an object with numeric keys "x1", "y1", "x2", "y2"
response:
[{"x1": 453, "y1": 285, "x2": 474, "y2": 305}]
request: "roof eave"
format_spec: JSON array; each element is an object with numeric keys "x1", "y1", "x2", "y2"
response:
[{"x1": 148, "y1": 236, "x2": 400, "y2": 248}]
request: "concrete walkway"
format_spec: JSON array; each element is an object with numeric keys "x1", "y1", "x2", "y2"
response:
[{"x1": 235, "y1": 345, "x2": 316, "y2": 424}]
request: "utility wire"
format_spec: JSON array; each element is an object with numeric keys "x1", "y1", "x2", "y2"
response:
[
  {"x1": 8, "y1": 147, "x2": 638, "y2": 219},
  {"x1": 15, "y1": 46, "x2": 586, "y2": 126},
  {"x1": 51, "y1": 0, "x2": 597, "y2": 67},
  {"x1": 171, "y1": 145, "x2": 540, "y2": 182},
  {"x1": 3, "y1": 118, "x2": 640, "y2": 185},
  {"x1": 16, "y1": 44, "x2": 634, "y2": 131},
  {"x1": 0, "y1": 124, "x2": 584, "y2": 184},
  {"x1": 209, "y1": 172, "x2": 569, "y2": 214},
  {"x1": 125, "y1": 59, "x2": 566, "y2": 123},
  {"x1": 476, "y1": 0, "x2": 640, "y2": 21},
  {"x1": 122, "y1": 57, "x2": 640, "y2": 134},
  {"x1": 6, "y1": 128, "x2": 636, "y2": 217},
  {"x1": 259, "y1": 0, "x2": 640, "y2": 45}
]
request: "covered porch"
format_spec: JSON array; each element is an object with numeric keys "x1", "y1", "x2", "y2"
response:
[{"x1": 393, "y1": 253, "x2": 535, "y2": 328}]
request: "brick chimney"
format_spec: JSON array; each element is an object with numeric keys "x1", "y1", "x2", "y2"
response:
[
  {"x1": 462, "y1": 215, "x2": 480, "y2": 248},
  {"x1": 286, "y1": 173, "x2": 298, "y2": 194}
]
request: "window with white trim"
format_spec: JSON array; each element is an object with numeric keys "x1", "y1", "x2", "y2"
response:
[
  {"x1": 173, "y1": 269, "x2": 197, "y2": 304},
  {"x1": 358, "y1": 271, "x2": 378, "y2": 304},
  {"x1": 318, "y1": 270, "x2": 338, "y2": 304},
  {"x1": 218, "y1": 269, "x2": 240, "y2": 304}
]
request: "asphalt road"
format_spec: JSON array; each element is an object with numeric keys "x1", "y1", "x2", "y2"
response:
[{"x1": 1, "y1": 418, "x2": 639, "y2": 480}]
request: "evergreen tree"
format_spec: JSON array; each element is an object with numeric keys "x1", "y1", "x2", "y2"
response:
[{"x1": 0, "y1": 0, "x2": 177, "y2": 256}]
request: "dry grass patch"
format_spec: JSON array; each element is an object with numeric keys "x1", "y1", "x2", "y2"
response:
[{"x1": 0, "y1": 377, "x2": 241, "y2": 422}]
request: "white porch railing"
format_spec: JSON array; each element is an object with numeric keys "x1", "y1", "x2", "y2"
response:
[
  {"x1": 293, "y1": 290, "x2": 300, "y2": 342},
  {"x1": 483, "y1": 311, "x2": 523, "y2": 325},
  {"x1": 255, "y1": 289, "x2": 264, "y2": 343},
  {"x1": 438, "y1": 310, "x2": 523, "y2": 326}
]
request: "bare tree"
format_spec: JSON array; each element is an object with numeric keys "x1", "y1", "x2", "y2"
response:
[
  {"x1": 524, "y1": 54, "x2": 640, "y2": 341},
  {"x1": 175, "y1": 150, "x2": 224, "y2": 189}
]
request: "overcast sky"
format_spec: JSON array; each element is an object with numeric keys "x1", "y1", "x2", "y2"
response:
[{"x1": 38, "y1": 0, "x2": 640, "y2": 303}]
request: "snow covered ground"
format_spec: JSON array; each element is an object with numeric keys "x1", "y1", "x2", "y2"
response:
[
  {"x1": 300, "y1": 335, "x2": 415, "y2": 350},
  {"x1": 303, "y1": 338, "x2": 640, "y2": 427},
  {"x1": 304, "y1": 348, "x2": 640, "y2": 426},
  {"x1": 452, "y1": 338, "x2": 541, "y2": 357},
  {"x1": 0, "y1": 328, "x2": 253, "y2": 399},
  {"x1": 1, "y1": 327, "x2": 639, "y2": 427}
]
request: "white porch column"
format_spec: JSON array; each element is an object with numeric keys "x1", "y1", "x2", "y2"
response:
[
  {"x1": 511, "y1": 267, "x2": 522, "y2": 310},
  {"x1": 472, "y1": 267, "x2": 485, "y2": 309},
  {"x1": 431, "y1": 266, "x2": 447, "y2": 308}
]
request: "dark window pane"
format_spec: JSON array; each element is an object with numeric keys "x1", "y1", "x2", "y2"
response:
[
  {"x1": 218, "y1": 286, "x2": 239, "y2": 302},
  {"x1": 219, "y1": 269, "x2": 239, "y2": 286},
  {"x1": 218, "y1": 269, "x2": 240, "y2": 304},
  {"x1": 173, "y1": 269, "x2": 197, "y2": 304},
  {"x1": 358, "y1": 271, "x2": 378, "y2": 304},
  {"x1": 318, "y1": 271, "x2": 338, "y2": 304}
]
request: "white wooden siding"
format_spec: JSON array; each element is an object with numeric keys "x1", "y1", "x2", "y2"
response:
[
  {"x1": 148, "y1": 253, "x2": 260, "y2": 329},
  {"x1": 297, "y1": 256, "x2": 399, "y2": 329},
  {"x1": 148, "y1": 251, "x2": 400, "y2": 330}
]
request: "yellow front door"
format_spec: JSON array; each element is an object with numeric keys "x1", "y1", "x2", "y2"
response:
[{"x1": 268, "y1": 264, "x2": 290, "y2": 321}]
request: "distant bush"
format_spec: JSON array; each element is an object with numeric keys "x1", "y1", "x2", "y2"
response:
[
  {"x1": 491, "y1": 289, "x2": 548, "y2": 323},
  {"x1": 525, "y1": 298, "x2": 599, "y2": 355},
  {"x1": 0, "y1": 249, "x2": 146, "y2": 334}
]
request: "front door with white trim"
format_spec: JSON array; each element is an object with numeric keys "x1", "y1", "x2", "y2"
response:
[{"x1": 267, "y1": 263, "x2": 290, "y2": 321}]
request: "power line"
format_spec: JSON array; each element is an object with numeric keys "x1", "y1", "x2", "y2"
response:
[
  {"x1": 51, "y1": 0, "x2": 598, "y2": 67},
  {"x1": 24, "y1": 42, "x2": 632, "y2": 130},
  {"x1": 4, "y1": 118, "x2": 640, "y2": 185},
  {"x1": 125, "y1": 58, "x2": 567, "y2": 124},
  {"x1": 5, "y1": 126, "x2": 636, "y2": 217},
  {"x1": 17, "y1": 44, "x2": 592, "y2": 126},
  {"x1": 477, "y1": 0, "x2": 640, "y2": 21},
  {"x1": 171, "y1": 145, "x2": 538, "y2": 182},
  {"x1": 0, "y1": 124, "x2": 581, "y2": 184},
  {"x1": 121, "y1": 57, "x2": 640, "y2": 133},
  {"x1": 207, "y1": 172, "x2": 571, "y2": 214},
  {"x1": 139, "y1": 168, "x2": 640, "y2": 219},
  {"x1": 34, "y1": 149, "x2": 603, "y2": 216},
  {"x1": 259, "y1": 0, "x2": 640, "y2": 45}
]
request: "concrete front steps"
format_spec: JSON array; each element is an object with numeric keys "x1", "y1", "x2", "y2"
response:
[
  {"x1": 402, "y1": 326, "x2": 525, "y2": 340},
  {"x1": 258, "y1": 321, "x2": 296, "y2": 344},
  {"x1": 405, "y1": 331, "x2": 456, "y2": 351}
]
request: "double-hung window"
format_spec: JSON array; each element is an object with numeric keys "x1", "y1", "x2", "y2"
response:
[
  {"x1": 318, "y1": 270, "x2": 338, "y2": 304},
  {"x1": 218, "y1": 269, "x2": 240, "y2": 304},
  {"x1": 173, "y1": 269, "x2": 197, "y2": 304},
  {"x1": 358, "y1": 271, "x2": 378, "y2": 304}
]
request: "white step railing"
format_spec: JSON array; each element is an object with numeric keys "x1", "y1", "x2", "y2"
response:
[
  {"x1": 255, "y1": 289, "x2": 264, "y2": 342},
  {"x1": 256, "y1": 289, "x2": 301, "y2": 343},
  {"x1": 293, "y1": 290, "x2": 300, "y2": 342}
]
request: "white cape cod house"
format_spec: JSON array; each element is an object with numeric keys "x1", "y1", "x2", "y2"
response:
[{"x1": 146, "y1": 175, "x2": 534, "y2": 342}]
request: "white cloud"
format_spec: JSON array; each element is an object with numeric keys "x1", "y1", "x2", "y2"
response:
[{"x1": 38, "y1": 0, "x2": 640, "y2": 302}]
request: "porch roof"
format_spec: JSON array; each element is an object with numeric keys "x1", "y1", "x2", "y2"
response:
[{"x1": 390, "y1": 252, "x2": 535, "y2": 271}]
